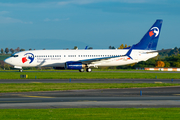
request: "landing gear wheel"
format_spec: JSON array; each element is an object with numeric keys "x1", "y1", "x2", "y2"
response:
[
  {"x1": 86, "y1": 68, "x2": 92, "y2": 72},
  {"x1": 19, "y1": 69, "x2": 23, "y2": 72},
  {"x1": 79, "y1": 69, "x2": 84, "y2": 72}
]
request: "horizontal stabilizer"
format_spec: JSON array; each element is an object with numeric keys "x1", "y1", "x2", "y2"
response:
[{"x1": 125, "y1": 45, "x2": 134, "y2": 60}]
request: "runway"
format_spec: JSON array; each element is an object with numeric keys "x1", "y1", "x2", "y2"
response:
[
  {"x1": 0, "y1": 86, "x2": 180, "y2": 108},
  {"x1": 0, "y1": 79, "x2": 180, "y2": 83},
  {"x1": 1, "y1": 70, "x2": 180, "y2": 73}
]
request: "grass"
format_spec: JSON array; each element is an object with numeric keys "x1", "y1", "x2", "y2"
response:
[
  {"x1": 0, "y1": 54, "x2": 10, "y2": 60},
  {"x1": 0, "y1": 71, "x2": 180, "y2": 79},
  {"x1": 0, "y1": 108, "x2": 180, "y2": 120},
  {"x1": 0, "y1": 83, "x2": 180, "y2": 93}
]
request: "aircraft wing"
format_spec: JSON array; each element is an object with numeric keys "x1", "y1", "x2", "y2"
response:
[
  {"x1": 68, "y1": 45, "x2": 133, "y2": 64},
  {"x1": 78, "y1": 45, "x2": 134, "y2": 64},
  {"x1": 80, "y1": 56, "x2": 122, "y2": 64}
]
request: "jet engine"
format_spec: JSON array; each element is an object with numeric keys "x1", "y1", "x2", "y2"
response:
[{"x1": 65, "y1": 62, "x2": 86, "y2": 70}]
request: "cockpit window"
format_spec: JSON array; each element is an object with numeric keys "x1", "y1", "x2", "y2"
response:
[{"x1": 11, "y1": 55, "x2": 18, "y2": 57}]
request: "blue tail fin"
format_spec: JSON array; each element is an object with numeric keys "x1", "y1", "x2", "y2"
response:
[{"x1": 133, "y1": 19, "x2": 163, "y2": 50}]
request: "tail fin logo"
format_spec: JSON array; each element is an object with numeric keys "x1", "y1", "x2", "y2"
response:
[{"x1": 149, "y1": 27, "x2": 159, "y2": 37}]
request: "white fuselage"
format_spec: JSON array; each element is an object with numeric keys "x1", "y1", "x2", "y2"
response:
[{"x1": 4, "y1": 49, "x2": 158, "y2": 69}]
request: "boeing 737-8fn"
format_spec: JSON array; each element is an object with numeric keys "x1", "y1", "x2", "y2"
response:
[{"x1": 4, "y1": 20, "x2": 163, "y2": 72}]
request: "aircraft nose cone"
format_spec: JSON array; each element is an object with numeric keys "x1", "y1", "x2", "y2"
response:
[{"x1": 4, "y1": 58, "x2": 11, "y2": 64}]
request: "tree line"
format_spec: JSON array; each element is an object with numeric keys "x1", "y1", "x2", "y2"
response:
[
  {"x1": 1, "y1": 44, "x2": 131, "y2": 54},
  {"x1": 1, "y1": 47, "x2": 25, "y2": 54},
  {"x1": 109, "y1": 44, "x2": 130, "y2": 49},
  {"x1": 159, "y1": 47, "x2": 180, "y2": 56}
]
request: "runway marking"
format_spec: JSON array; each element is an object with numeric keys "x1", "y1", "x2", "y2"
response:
[
  {"x1": 30, "y1": 82, "x2": 42, "y2": 83},
  {"x1": 21, "y1": 95, "x2": 54, "y2": 98},
  {"x1": 0, "y1": 101, "x2": 24, "y2": 103},
  {"x1": 77, "y1": 100, "x2": 97, "y2": 102},
  {"x1": 0, "y1": 100, "x2": 41, "y2": 103},
  {"x1": 154, "y1": 82, "x2": 162, "y2": 83}
]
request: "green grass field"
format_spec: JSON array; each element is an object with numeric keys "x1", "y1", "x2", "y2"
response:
[
  {"x1": 0, "y1": 54, "x2": 10, "y2": 60},
  {"x1": 0, "y1": 83, "x2": 180, "y2": 93},
  {"x1": 0, "y1": 71, "x2": 179, "y2": 92},
  {"x1": 0, "y1": 71, "x2": 180, "y2": 79},
  {"x1": 0, "y1": 108, "x2": 179, "y2": 120}
]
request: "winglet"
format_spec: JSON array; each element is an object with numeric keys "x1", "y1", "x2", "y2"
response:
[
  {"x1": 85, "y1": 46, "x2": 88, "y2": 50},
  {"x1": 125, "y1": 45, "x2": 134, "y2": 60}
]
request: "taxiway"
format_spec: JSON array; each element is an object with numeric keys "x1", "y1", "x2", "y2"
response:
[{"x1": 0, "y1": 86, "x2": 180, "y2": 108}]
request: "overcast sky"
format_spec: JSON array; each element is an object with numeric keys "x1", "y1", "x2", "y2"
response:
[{"x1": 0, "y1": 0, "x2": 180, "y2": 50}]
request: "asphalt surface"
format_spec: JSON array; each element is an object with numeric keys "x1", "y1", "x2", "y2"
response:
[
  {"x1": 0, "y1": 86, "x2": 180, "y2": 108},
  {"x1": 0, "y1": 79, "x2": 179, "y2": 83}
]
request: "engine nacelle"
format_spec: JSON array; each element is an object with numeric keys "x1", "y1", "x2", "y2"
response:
[{"x1": 66, "y1": 62, "x2": 85, "y2": 70}]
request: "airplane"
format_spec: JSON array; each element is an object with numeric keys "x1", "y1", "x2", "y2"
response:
[{"x1": 4, "y1": 19, "x2": 163, "y2": 72}]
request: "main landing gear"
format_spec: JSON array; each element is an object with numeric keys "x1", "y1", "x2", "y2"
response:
[
  {"x1": 19, "y1": 69, "x2": 23, "y2": 72},
  {"x1": 86, "y1": 68, "x2": 92, "y2": 72},
  {"x1": 79, "y1": 69, "x2": 85, "y2": 72},
  {"x1": 79, "y1": 68, "x2": 92, "y2": 72}
]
